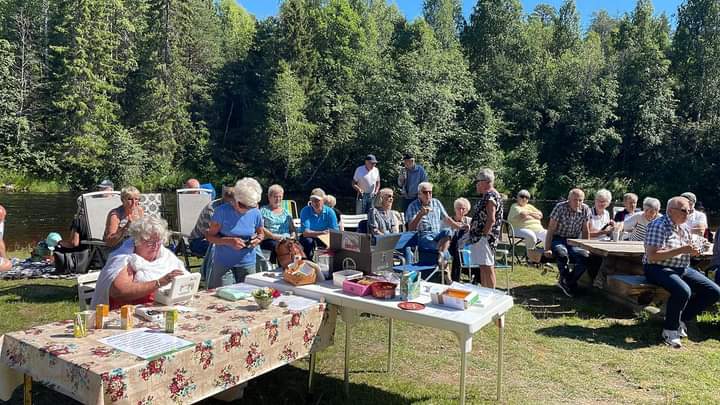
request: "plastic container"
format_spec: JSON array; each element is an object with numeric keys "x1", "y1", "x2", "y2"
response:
[
  {"x1": 342, "y1": 279, "x2": 374, "y2": 296},
  {"x1": 370, "y1": 282, "x2": 397, "y2": 300},
  {"x1": 333, "y1": 270, "x2": 363, "y2": 287}
]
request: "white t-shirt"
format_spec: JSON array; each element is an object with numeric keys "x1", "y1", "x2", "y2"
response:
[
  {"x1": 353, "y1": 165, "x2": 380, "y2": 194},
  {"x1": 589, "y1": 208, "x2": 610, "y2": 240},
  {"x1": 687, "y1": 211, "x2": 708, "y2": 232}
]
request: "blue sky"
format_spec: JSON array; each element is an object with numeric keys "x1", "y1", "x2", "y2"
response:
[{"x1": 237, "y1": 0, "x2": 683, "y2": 27}]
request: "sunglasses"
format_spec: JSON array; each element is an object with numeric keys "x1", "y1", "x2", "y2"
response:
[
  {"x1": 672, "y1": 207, "x2": 691, "y2": 215},
  {"x1": 420, "y1": 190, "x2": 432, "y2": 194}
]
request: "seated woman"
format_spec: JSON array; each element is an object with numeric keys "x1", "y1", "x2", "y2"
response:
[
  {"x1": 324, "y1": 195, "x2": 344, "y2": 232},
  {"x1": 90, "y1": 217, "x2": 187, "y2": 309},
  {"x1": 260, "y1": 184, "x2": 296, "y2": 263},
  {"x1": 206, "y1": 178, "x2": 264, "y2": 289},
  {"x1": 613, "y1": 193, "x2": 639, "y2": 222},
  {"x1": 507, "y1": 189, "x2": 547, "y2": 251},
  {"x1": 367, "y1": 188, "x2": 399, "y2": 235},
  {"x1": 448, "y1": 197, "x2": 472, "y2": 282},
  {"x1": 104, "y1": 186, "x2": 145, "y2": 248},
  {"x1": 623, "y1": 197, "x2": 662, "y2": 241},
  {"x1": 588, "y1": 189, "x2": 615, "y2": 240}
]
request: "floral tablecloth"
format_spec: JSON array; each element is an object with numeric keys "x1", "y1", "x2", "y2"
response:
[{"x1": 0, "y1": 291, "x2": 337, "y2": 404}]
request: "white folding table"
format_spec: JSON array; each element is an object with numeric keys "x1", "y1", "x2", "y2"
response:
[{"x1": 245, "y1": 272, "x2": 514, "y2": 404}]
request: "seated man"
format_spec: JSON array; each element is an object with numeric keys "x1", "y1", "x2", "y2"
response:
[
  {"x1": 299, "y1": 188, "x2": 339, "y2": 259},
  {"x1": 405, "y1": 182, "x2": 466, "y2": 269},
  {"x1": 681, "y1": 192, "x2": 707, "y2": 236},
  {"x1": 0, "y1": 205, "x2": 11, "y2": 271},
  {"x1": 643, "y1": 196, "x2": 720, "y2": 348},
  {"x1": 91, "y1": 216, "x2": 187, "y2": 309},
  {"x1": 613, "y1": 192, "x2": 639, "y2": 222},
  {"x1": 188, "y1": 187, "x2": 235, "y2": 257},
  {"x1": 623, "y1": 197, "x2": 662, "y2": 241},
  {"x1": 544, "y1": 188, "x2": 592, "y2": 297}
]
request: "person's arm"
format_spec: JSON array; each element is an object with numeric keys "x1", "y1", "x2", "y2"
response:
[
  {"x1": 374, "y1": 170, "x2": 380, "y2": 194},
  {"x1": 544, "y1": 218, "x2": 558, "y2": 257},
  {"x1": 206, "y1": 221, "x2": 246, "y2": 250},
  {"x1": 443, "y1": 215, "x2": 466, "y2": 230},
  {"x1": 407, "y1": 205, "x2": 427, "y2": 231},
  {"x1": 249, "y1": 226, "x2": 264, "y2": 248},
  {"x1": 109, "y1": 266, "x2": 184, "y2": 302},
  {"x1": 646, "y1": 244, "x2": 699, "y2": 262},
  {"x1": 0, "y1": 239, "x2": 6, "y2": 260},
  {"x1": 623, "y1": 213, "x2": 638, "y2": 233},
  {"x1": 581, "y1": 219, "x2": 590, "y2": 239},
  {"x1": 104, "y1": 210, "x2": 128, "y2": 247},
  {"x1": 351, "y1": 168, "x2": 363, "y2": 194},
  {"x1": 59, "y1": 229, "x2": 81, "y2": 249},
  {"x1": 329, "y1": 208, "x2": 339, "y2": 231},
  {"x1": 529, "y1": 205, "x2": 543, "y2": 220}
]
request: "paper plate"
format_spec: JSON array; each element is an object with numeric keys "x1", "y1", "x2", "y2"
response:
[{"x1": 398, "y1": 301, "x2": 425, "y2": 311}]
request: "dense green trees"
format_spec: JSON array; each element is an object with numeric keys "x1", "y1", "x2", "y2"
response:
[{"x1": 0, "y1": 0, "x2": 718, "y2": 207}]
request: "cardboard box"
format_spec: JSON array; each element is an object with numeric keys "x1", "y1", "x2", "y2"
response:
[
  {"x1": 430, "y1": 288, "x2": 479, "y2": 310},
  {"x1": 329, "y1": 231, "x2": 401, "y2": 275}
]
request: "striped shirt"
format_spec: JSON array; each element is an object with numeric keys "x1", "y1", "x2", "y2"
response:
[
  {"x1": 623, "y1": 212, "x2": 662, "y2": 242},
  {"x1": 643, "y1": 215, "x2": 691, "y2": 268}
]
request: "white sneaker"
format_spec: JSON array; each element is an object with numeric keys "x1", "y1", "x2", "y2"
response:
[
  {"x1": 662, "y1": 329, "x2": 682, "y2": 348},
  {"x1": 678, "y1": 321, "x2": 688, "y2": 338}
]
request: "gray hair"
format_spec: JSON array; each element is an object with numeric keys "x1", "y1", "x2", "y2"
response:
[
  {"x1": 568, "y1": 188, "x2": 585, "y2": 199},
  {"x1": 129, "y1": 216, "x2": 170, "y2": 245},
  {"x1": 517, "y1": 189, "x2": 531, "y2": 198},
  {"x1": 667, "y1": 196, "x2": 688, "y2": 210},
  {"x1": 595, "y1": 189, "x2": 612, "y2": 202},
  {"x1": 475, "y1": 168, "x2": 495, "y2": 183},
  {"x1": 623, "y1": 193, "x2": 638, "y2": 202},
  {"x1": 454, "y1": 197, "x2": 471, "y2": 211},
  {"x1": 375, "y1": 188, "x2": 394, "y2": 207},
  {"x1": 121, "y1": 186, "x2": 140, "y2": 201},
  {"x1": 417, "y1": 181, "x2": 433, "y2": 193},
  {"x1": 324, "y1": 194, "x2": 337, "y2": 207},
  {"x1": 267, "y1": 184, "x2": 284, "y2": 197},
  {"x1": 234, "y1": 177, "x2": 262, "y2": 208},
  {"x1": 643, "y1": 197, "x2": 661, "y2": 211}
]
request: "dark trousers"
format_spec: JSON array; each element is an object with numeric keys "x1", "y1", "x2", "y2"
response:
[
  {"x1": 551, "y1": 237, "x2": 588, "y2": 287},
  {"x1": 299, "y1": 237, "x2": 328, "y2": 259},
  {"x1": 260, "y1": 239, "x2": 279, "y2": 264},
  {"x1": 189, "y1": 238, "x2": 209, "y2": 257},
  {"x1": 644, "y1": 264, "x2": 720, "y2": 330}
]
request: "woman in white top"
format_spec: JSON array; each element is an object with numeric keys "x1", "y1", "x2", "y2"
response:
[
  {"x1": 588, "y1": 189, "x2": 615, "y2": 240},
  {"x1": 623, "y1": 197, "x2": 662, "y2": 241}
]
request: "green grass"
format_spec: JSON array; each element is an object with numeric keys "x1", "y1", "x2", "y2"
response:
[{"x1": 2, "y1": 265, "x2": 720, "y2": 404}]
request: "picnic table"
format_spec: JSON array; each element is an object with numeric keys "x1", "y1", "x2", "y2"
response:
[
  {"x1": 567, "y1": 239, "x2": 713, "y2": 310},
  {"x1": 245, "y1": 271, "x2": 514, "y2": 405},
  {"x1": 0, "y1": 289, "x2": 337, "y2": 404}
]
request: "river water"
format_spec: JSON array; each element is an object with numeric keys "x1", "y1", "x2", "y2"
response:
[{"x1": 1, "y1": 192, "x2": 716, "y2": 251}]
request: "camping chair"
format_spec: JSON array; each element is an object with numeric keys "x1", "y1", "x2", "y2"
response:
[
  {"x1": 175, "y1": 188, "x2": 213, "y2": 269},
  {"x1": 282, "y1": 199, "x2": 299, "y2": 219},
  {"x1": 341, "y1": 214, "x2": 367, "y2": 232},
  {"x1": 80, "y1": 191, "x2": 122, "y2": 270},
  {"x1": 459, "y1": 221, "x2": 514, "y2": 294}
]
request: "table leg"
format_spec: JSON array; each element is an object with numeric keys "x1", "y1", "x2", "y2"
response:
[
  {"x1": 459, "y1": 349, "x2": 467, "y2": 405},
  {"x1": 387, "y1": 318, "x2": 394, "y2": 373},
  {"x1": 496, "y1": 315, "x2": 505, "y2": 402},
  {"x1": 344, "y1": 320, "x2": 350, "y2": 397},
  {"x1": 23, "y1": 374, "x2": 31, "y2": 405},
  {"x1": 307, "y1": 352, "x2": 317, "y2": 394}
]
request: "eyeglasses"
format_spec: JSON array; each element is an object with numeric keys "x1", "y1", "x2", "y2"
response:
[
  {"x1": 671, "y1": 207, "x2": 691, "y2": 215},
  {"x1": 125, "y1": 197, "x2": 140, "y2": 201},
  {"x1": 384, "y1": 195, "x2": 394, "y2": 199},
  {"x1": 141, "y1": 238, "x2": 162, "y2": 247},
  {"x1": 420, "y1": 190, "x2": 432, "y2": 194},
  {"x1": 518, "y1": 196, "x2": 529, "y2": 199}
]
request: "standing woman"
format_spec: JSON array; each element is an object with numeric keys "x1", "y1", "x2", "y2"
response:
[
  {"x1": 104, "y1": 186, "x2": 145, "y2": 248},
  {"x1": 467, "y1": 168, "x2": 504, "y2": 288},
  {"x1": 260, "y1": 184, "x2": 296, "y2": 264},
  {"x1": 206, "y1": 178, "x2": 264, "y2": 288}
]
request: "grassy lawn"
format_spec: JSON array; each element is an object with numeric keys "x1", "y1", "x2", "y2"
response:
[{"x1": 1, "y1": 263, "x2": 720, "y2": 404}]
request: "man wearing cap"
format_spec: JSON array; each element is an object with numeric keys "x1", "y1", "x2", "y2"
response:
[
  {"x1": 352, "y1": 154, "x2": 381, "y2": 214},
  {"x1": 299, "y1": 188, "x2": 339, "y2": 258},
  {"x1": 543, "y1": 188, "x2": 592, "y2": 297},
  {"x1": 398, "y1": 153, "x2": 429, "y2": 212},
  {"x1": 0, "y1": 205, "x2": 10, "y2": 271},
  {"x1": 681, "y1": 192, "x2": 707, "y2": 236}
]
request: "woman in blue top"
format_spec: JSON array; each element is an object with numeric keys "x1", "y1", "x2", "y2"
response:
[
  {"x1": 260, "y1": 184, "x2": 296, "y2": 264},
  {"x1": 206, "y1": 178, "x2": 264, "y2": 288}
]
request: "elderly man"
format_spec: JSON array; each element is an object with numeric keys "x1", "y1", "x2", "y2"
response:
[
  {"x1": 0, "y1": 205, "x2": 10, "y2": 271},
  {"x1": 405, "y1": 182, "x2": 466, "y2": 272},
  {"x1": 544, "y1": 188, "x2": 592, "y2": 297},
  {"x1": 185, "y1": 178, "x2": 201, "y2": 189},
  {"x1": 681, "y1": 192, "x2": 707, "y2": 236},
  {"x1": 299, "y1": 188, "x2": 339, "y2": 259},
  {"x1": 613, "y1": 193, "x2": 639, "y2": 222},
  {"x1": 643, "y1": 196, "x2": 720, "y2": 348},
  {"x1": 623, "y1": 197, "x2": 662, "y2": 241},
  {"x1": 398, "y1": 152, "x2": 429, "y2": 212},
  {"x1": 352, "y1": 154, "x2": 381, "y2": 214}
]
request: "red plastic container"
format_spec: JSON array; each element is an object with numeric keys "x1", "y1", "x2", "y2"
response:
[
  {"x1": 342, "y1": 279, "x2": 374, "y2": 296},
  {"x1": 370, "y1": 282, "x2": 397, "y2": 300}
]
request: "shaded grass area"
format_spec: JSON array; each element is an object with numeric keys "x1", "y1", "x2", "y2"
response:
[{"x1": 2, "y1": 265, "x2": 720, "y2": 404}]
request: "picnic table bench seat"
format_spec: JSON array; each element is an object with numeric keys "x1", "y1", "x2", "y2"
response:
[{"x1": 605, "y1": 274, "x2": 670, "y2": 309}]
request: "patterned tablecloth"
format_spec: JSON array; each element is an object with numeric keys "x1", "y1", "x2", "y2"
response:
[{"x1": 0, "y1": 290, "x2": 337, "y2": 404}]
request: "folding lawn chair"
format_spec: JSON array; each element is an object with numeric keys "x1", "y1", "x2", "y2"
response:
[
  {"x1": 80, "y1": 191, "x2": 122, "y2": 270},
  {"x1": 175, "y1": 188, "x2": 213, "y2": 269}
]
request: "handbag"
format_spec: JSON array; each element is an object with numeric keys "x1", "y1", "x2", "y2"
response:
[{"x1": 275, "y1": 239, "x2": 306, "y2": 269}]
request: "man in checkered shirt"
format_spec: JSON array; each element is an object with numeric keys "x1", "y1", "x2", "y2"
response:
[
  {"x1": 643, "y1": 196, "x2": 720, "y2": 348},
  {"x1": 543, "y1": 188, "x2": 592, "y2": 297}
]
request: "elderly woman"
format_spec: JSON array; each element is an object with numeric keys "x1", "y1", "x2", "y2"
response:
[
  {"x1": 206, "y1": 178, "x2": 264, "y2": 288},
  {"x1": 614, "y1": 193, "x2": 639, "y2": 222},
  {"x1": 260, "y1": 184, "x2": 296, "y2": 263},
  {"x1": 467, "y1": 168, "x2": 503, "y2": 288},
  {"x1": 90, "y1": 217, "x2": 187, "y2": 309},
  {"x1": 449, "y1": 197, "x2": 472, "y2": 282},
  {"x1": 324, "y1": 195, "x2": 344, "y2": 232},
  {"x1": 588, "y1": 189, "x2": 615, "y2": 240},
  {"x1": 507, "y1": 189, "x2": 547, "y2": 251},
  {"x1": 367, "y1": 188, "x2": 400, "y2": 235},
  {"x1": 104, "y1": 186, "x2": 145, "y2": 248},
  {"x1": 623, "y1": 197, "x2": 662, "y2": 241}
]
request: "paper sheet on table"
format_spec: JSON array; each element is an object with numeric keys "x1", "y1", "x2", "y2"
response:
[
  {"x1": 273, "y1": 295, "x2": 318, "y2": 311},
  {"x1": 98, "y1": 328, "x2": 194, "y2": 359}
]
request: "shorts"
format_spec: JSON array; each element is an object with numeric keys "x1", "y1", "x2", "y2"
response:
[{"x1": 469, "y1": 237, "x2": 495, "y2": 266}]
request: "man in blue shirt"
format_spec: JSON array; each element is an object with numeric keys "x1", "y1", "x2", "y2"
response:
[
  {"x1": 398, "y1": 152, "x2": 429, "y2": 212},
  {"x1": 299, "y1": 188, "x2": 339, "y2": 258}
]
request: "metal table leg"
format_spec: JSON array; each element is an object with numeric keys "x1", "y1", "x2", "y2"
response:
[
  {"x1": 459, "y1": 349, "x2": 467, "y2": 405},
  {"x1": 344, "y1": 320, "x2": 350, "y2": 397},
  {"x1": 307, "y1": 353, "x2": 317, "y2": 393},
  {"x1": 496, "y1": 315, "x2": 505, "y2": 401},
  {"x1": 23, "y1": 374, "x2": 31, "y2": 405},
  {"x1": 387, "y1": 318, "x2": 394, "y2": 372}
]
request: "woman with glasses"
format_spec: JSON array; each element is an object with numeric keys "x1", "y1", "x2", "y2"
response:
[
  {"x1": 368, "y1": 188, "x2": 399, "y2": 235},
  {"x1": 206, "y1": 178, "x2": 264, "y2": 288},
  {"x1": 104, "y1": 186, "x2": 145, "y2": 247},
  {"x1": 260, "y1": 184, "x2": 296, "y2": 264},
  {"x1": 588, "y1": 189, "x2": 616, "y2": 240},
  {"x1": 507, "y1": 189, "x2": 546, "y2": 262},
  {"x1": 91, "y1": 216, "x2": 187, "y2": 309}
]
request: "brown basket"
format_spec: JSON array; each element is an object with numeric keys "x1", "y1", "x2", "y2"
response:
[
  {"x1": 283, "y1": 260, "x2": 320, "y2": 286},
  {"x1": 370, "y1": 282, "x2": 397, "y2": 300}
]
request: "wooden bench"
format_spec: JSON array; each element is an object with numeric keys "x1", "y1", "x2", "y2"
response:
[{"x1": 605, "y1": 274, "x2": 669, "y2": 312}]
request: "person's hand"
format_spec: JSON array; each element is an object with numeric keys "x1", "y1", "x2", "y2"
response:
[
  {"x1": 680, "y1": 244, "x2": 701, "y2": 256},
  {"x1": 419, "y1": 206, "x2": 431, "y2": 217},
  {"x1": 229, "y1": 237, "x2": 246, "y2": 250},
  {"x1": 159, "y1": 269, "x2": 185, "y2": 287},
  {"x1": 543, "y1": 249, "x2": 553, "y2": 258}
]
